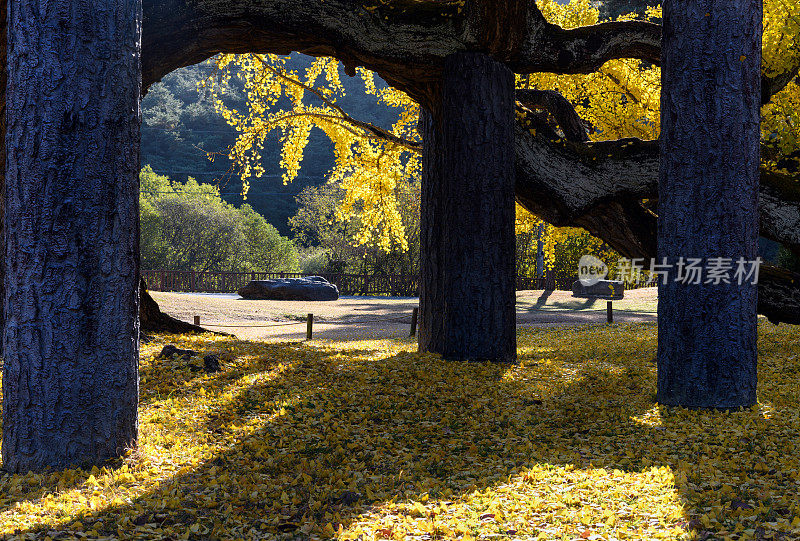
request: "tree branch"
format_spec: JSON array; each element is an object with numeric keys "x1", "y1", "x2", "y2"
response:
[
  {"x1": 513, "y1": 128, "x2": 800, "y2": 324},
  {"x1": 247, "y1": 56, "x2": 421, "y2": 151},
  {"x1": 142, "y1": 0, "x2": 668, "y2": 108},
  {"x1": 514, "y1": 127, "x2": 800, "y2": 257},
  {"x1": 762, "y1": 64, "x2": 800, "y2": 104},
  {"x1": 269, "y1": 110, "x2": 422, "y2": 151},
  {"x1": 510, "y1": 19, "x2": 662, "y2": 74},
  {"x1": 516, "y1": 89, "x2": 590, "y2": 142},
  {"x1": 142, "y1": 0, "x2": 464, "y2": 106}
]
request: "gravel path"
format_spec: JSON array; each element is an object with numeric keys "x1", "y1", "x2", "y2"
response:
[{"x1": 150, "y1": 288, "x2": 659, "y2": 342}]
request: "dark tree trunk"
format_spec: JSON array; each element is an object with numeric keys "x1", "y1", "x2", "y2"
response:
[
  {"x1": 0, "y1": 0, "x2": 6, "y2": 359},
  {"x1": 418, "y1": 108, "x2": 445, "y2": 355},
  {"x1": 419, "y1": 53, "x2": 516, "y2": 362},
  {"x1": 3, "y1": 0, "x2": 142, "y2": 471},
  {"x1": 656, "y1": 1, "x2": 762, "y2": 408}
]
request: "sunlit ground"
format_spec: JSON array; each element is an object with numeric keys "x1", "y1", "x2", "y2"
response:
[{"x1": 1, "y1": 322, "x2": 799, "y2": 540}]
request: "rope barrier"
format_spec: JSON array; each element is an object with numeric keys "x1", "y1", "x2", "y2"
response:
[{"x1": 201, "y1": 321, "x2": 306, "y2": 328}]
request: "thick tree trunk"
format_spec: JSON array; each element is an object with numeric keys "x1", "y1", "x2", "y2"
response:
[
  {"x1": 418, "y1": 109, "x2": 445, "y2": 355},
  {"x1": 656, "y1": 1, "x2": 762, "y2": 408},
  {"x1": 0, "y1": 0, "x2": 6, "y2": 359},
  {"x1": 3, "y1": 0, "x2": 142, "y2": 471},
  {"x1": 419, "y1": 53, "x2": 516, "y2": 362}
]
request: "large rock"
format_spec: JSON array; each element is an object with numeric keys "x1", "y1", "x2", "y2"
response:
[
  {"x1": 238, "y1": 276, "x2": 339, "y2": 301},
  {"x1": 572, "y1": 279, "x2": 625, "y2": 300}
]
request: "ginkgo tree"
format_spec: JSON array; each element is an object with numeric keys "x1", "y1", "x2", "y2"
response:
[
  {"x1": 204, "y1": 0, "x2": 800, "y2": 298},
  {"x1": 145, "y1": 0, "x2": 800, "y2": 377},
  {"x1": 5, "y1": 0, "x2": 800, "y2": 470},
  {"x1": 131, "y1": 0, "x2": 800, "y2": 340},
  {"x1": 206, "y1": 53, "x2": 421, "y2": 253}
]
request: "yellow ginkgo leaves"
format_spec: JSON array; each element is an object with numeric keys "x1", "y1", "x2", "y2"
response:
[{"x1": 0, "y1": 322, "x2": 799, "y2": 539}]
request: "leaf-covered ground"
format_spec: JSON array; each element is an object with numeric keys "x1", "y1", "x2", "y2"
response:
[{"x1": 1, "y1": 322, "x2": 799, "y2": 540}]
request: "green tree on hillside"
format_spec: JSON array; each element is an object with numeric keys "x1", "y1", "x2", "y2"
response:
[{"x1": 140, "y1": 166, "x2": 298, "y2": 273}]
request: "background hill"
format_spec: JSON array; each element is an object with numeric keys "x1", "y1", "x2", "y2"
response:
[{"x1": 141, "y1": 54, "x2": 400, "y2": 235}]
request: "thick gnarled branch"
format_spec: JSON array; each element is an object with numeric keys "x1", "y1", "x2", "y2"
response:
[
  {"x1": 513, "y1": 129, "x2": 800, "y2": 324},
  {"x1": 513, "y1": 129, "x2": 800, "y2": 257},
  {"x1": 516, "y1": 89, "x2": 590, "y2": 142},
  {"x1": 143, "y1": 0, "x2": 464, "y2": 105},
  {"x1": 142, "y1": 0, "x2": 800, "y2": 112},
  {"x1": 142, "y1": 0, "x2": 665, "y2": 108},
  {"x1": 512, "y1": 20, "x2": 661, "y2": 74}
]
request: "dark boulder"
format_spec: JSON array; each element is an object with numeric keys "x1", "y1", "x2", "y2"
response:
[
  {"x1": 238, "y1": 276, "x2": 339, "y2": 301},
  {"x1": 203, "y1": 354, "x2": 222, "y2": 373},
  {"x1": 572, "y1": 280, "x2": 625, "y2": 300},
  {"x1": 188, "y1": 354, "x2": 222, "y2": 373}
]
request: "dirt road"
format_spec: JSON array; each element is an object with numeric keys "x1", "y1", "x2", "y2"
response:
[{"x1": 150, "y1": 288, "x2": 658, "y2": 342}]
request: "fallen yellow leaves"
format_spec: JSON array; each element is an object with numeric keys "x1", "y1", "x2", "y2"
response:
[{"x1": 0, "y1": 322, "x2": 798, "y2": 540}]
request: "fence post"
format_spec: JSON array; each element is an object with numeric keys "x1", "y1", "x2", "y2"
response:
[
  {"x1": 191, "y1": 270, "x2": 196, "y2": 292},
  {"x1": 607, "y1": 301, "x2": 613, "y2": 323},
  {"x1": 410, "y1": 307, "x2": 418, "y2": 337},
  {"x1": 194, "y1": 315, "x2": 200, "y2": 326},
  {"x1": 306, "y1": 313, "x2": 313, "y2": 340}
]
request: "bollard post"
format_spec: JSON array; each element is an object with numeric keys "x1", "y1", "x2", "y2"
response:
[
  {"x1": 306, "y1": 313, "x2": 313, "y2": 340},
  {"x1": 410, "y1": 307, "x2": 419, "y2": 337},
  {"x1": 194, "y1": 315, "x2": 200, "y2": 326},
  {"x1": 607, "y1": 301, "x2": 613, "y2": 323}
]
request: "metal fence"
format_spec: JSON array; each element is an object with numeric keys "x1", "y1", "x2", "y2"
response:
[{"x1": 142, "y1": 270, "x2": 580, "y2": 296}]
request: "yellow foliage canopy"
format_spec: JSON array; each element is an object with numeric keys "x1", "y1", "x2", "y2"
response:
[{"x1": 207, "y1": 0, "x2": 800, "y2": 254}]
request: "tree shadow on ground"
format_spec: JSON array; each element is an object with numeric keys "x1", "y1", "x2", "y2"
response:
[
  {"x1": 519, "y1": 298, "x2": 599, "y2": 312},
  {"x1": 531, "y1": 289, "x2": 553, "y2": 309},
  {"x1": 3, "y1": 323, "x2": 799, "y2": 539}
]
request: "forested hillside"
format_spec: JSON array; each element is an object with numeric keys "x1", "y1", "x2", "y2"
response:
[{"x1": 141, "y1": 54, "x2": 400, "y2": 235}]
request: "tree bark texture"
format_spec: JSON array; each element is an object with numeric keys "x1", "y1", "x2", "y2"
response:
[
  {"x1": 465, "y1": 0, "x2": 530, "y2": 61},
  {"x1": 419, "y1": 53, "x2": 516, "y2": 362},
  {"x1": 656, "y1": 1, "x2": 762, "y2": 408},
  {"x1": 418, "y1": 108, "x2": 445, "y2": 357},
  {"x1": 3, "y1": 0, "x2": 142, "y2": 471},
  {"x1": 0, "y1": 0, "x2": 6, "y2": 358}
]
